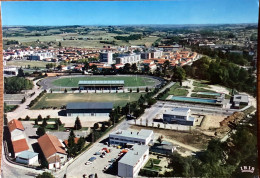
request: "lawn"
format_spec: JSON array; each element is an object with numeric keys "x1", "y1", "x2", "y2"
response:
[
  {"x1": 6, "y1": 60, "x2": 55, "y2": 68},
  {"x1": 193, "y1": 80, "x2": 209, "y2": 88},
  {"x1": 51, "y1": 76, "x2": 156, "y2": 87},
  {"x1": 31, "y1": 93, "x2": 142, "y2": 109},
  {"x1": 144, "y1": 159, "x2": 162, "y2": 171},
  {"x1": 34, "y1": 124, "x2": 66, "y2": 131},
  {"x1": 192, "y1": 87, "x2": 214, "y2": 92},
  {"x1": 160, "y1": 83, "x2": 188, "y2": 100}
]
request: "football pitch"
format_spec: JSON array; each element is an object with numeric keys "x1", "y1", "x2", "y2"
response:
[
  {"x1": 51, "y1": 76, "x2": 157, "y2": 87},
  {"x1": 31, "y1": 93, "x2": 142, "y2": 109}
]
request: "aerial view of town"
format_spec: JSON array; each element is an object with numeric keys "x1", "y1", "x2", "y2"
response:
[{"x1": 1, "y1": 1, "x2": 258, "y2": 178}]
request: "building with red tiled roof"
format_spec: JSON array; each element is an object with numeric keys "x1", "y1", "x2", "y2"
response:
[
  {"x1": 8, "y1": 119, "x2": 25, "y2": 141},
  {"x1": 12, "y1": 139, "x2": 29, "y2": 157},
  {"x1": 38, "y1": 134, "x2": 67, "y2": 169}
]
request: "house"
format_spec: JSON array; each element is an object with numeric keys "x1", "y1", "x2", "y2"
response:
[
  {"x1": 109, "y1": 129, "x2": 154, "y2": 147},
  {"x1": 38, "y1": 134, "x2": 67, "y2": 169},
  {"x1": 118, "y1": 144, "x2": 149, "y2": 178},
  {"x1": 232, "y1": 94, "x2": 249, "y2": 109},
  {"x1": 66, "y1": 102, "x2": 113, "y2": 117},
  {"x1": 12, "y1": 139, "x2": 29, "y2": 157},
  {"x1": 8, "y1": 119, "x2": 25, "y2": 141},
  {"x1": 163, "y1": 108, "x2": 195, "y2": 126},
  {"x1": 150, "y1": 141, "x2": 176, "y2": 155},
  {"x1": 16, "y1": 151, "x2": 39, "y2": 165}
]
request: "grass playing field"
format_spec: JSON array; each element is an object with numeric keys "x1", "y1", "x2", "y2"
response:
[
  {"x1": 51, "y1": 76, "x2": 157, "y2": 87},
  {"x1": 31, "y1": 93, "x2": 142, "y2": 109}
]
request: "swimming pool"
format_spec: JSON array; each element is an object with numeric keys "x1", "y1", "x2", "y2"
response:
[
  {"x1": 170, "y1": 96, "x2": 217, "y2": 104},
  {"x1": 197, "y1": 92, "x2": 221, "y2": 96}
]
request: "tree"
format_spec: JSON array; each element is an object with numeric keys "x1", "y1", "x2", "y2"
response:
[
  {"x1": 74, "y1": 116, "x2": 82, "y2": 130},
  {"x1": 145, "y1": 87, "x2": 149, "y2": 93},
  {"x1": 93, "y1": 123, "x2": 99, "y2": 130},
  {"x1": 36, "y1": 127, "x2": 45, "y2": 137},
  {"x1": 77, "y1": 137, "x2": 85, "y2": 152},
  {"x1": 57, "y1": 118, "x2": 62, "y2": 126},
  {"x1": 25, "y1": 115, "x2": 30, "y2": 121},
  {"x1": 41, "y1": 118, "x2": 47, "y2": 128},
  {"x1": 131, "y1": 63, "x2": 138, "y2": 72},
  {"x1": 157, "y1": 123, "x2": 160, "y2": 128},
  {"x1": 69, "y1": 129, "x2": 75, "y2": 138},
  {"x1": 157, "y1": 135, "x2": 163, "y2": 144},
  {"x1": 137, "y1": 88, "x2": 140, "y2": 93},
  {"x1": 4, "y1": 77, "x2": 33, "y2": 94},
  {"x1": 36, "y1": 172, "x2": 54, "y2": 178},
  {"x1": 129, "y1": 89, "x2": 132, "y2": 93},
  {"x1": 34, "y1": 120, "x2": 38, "y2": 125},
  {"x1": 64, "y1": 89, "x2": 67, "y2": 93},
  {"x1": 101, "y1": 123, "x2": 106, "y2": 132},
  {"x1": 172, "y1": 66, "x2": 186, "y2": 86},
  {"x1": 37, "y1": 114, "x2": 43, "y2": 121},
  {"x1": 58, "y1": 41, "x2": 62, "y2": 47},
  {"x1": 17, "y1": 68, "x2": 25, "y2": 77}
]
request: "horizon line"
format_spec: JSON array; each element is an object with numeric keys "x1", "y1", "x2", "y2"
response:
[{"x1": 2, "y1": 22, "x2": 258, "y2": 27}]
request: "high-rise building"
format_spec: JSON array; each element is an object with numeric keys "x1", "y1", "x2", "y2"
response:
[{"x1": 100, "y1": 52, "x2": 113, "y2": 64}]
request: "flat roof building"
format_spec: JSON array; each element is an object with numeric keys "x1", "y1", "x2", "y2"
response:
[
  {"x1": 232, "y1": 94, "x2": 249, "y2": 109},
  {"x1": 78, "y1": 80, "x2": 124, "y2": 90},
  {"x1": 66, "y1": 102, "x2": 113, "y2": 117},
  {"x1": 118, "y1": 144, "x2": 149, "y2": 178},
  {"x1": 16, "y1": 151, "x2": 39, "y2": 165},
  {"x1": 109, "y1": 129, "x2": 154, "y2": 147},
  {"x1": 163, "y1": 107, "x2": 195, "y2": 126}
]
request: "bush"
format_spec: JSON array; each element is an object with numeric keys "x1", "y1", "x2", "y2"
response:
[{"x1": 25, "y1": 115, "x2": 30, "y2": 121}]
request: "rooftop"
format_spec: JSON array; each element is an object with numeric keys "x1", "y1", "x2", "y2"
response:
[
  {"x1": 8, "y1": 119, "x2": 24, "y2": 132},
  {"x1": 16, "y1": 151, "x2": 38, "y2": 159},
  {"x1": 38, "y1": 134, "x2": 67, "y2": 159},
  {"x1": 110, "y1": 129, "x2": 153, "y2": 140},
  {"x1": 119, "y1": 144, "x2": 149, "y2": 166},
  {"x1": 233, "y1": 94, "x2": 249, "y2": 103},
  {"x1": 78, "y1": 80, "x2": 124, "y2": 85},
  {"x1": 66, "y1": 102, "x2": 113, "y2": 110},
  {"x1": 165, "y1": 107, "x2": 190, "y2": 116},
  {"x1": 12, "y1": 139, "x2": 29, "y2": 153}
]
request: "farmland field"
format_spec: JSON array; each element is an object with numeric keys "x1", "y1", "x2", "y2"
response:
[
  {"x1": 31, "y1": 93, "x2": 142, "y2": 109},
  {"x1": 6, "y1": 60, "x2": 55, "y2": 68},
  {"x1": 51, "y1": 76, "x2": 157, "y2": 87}
]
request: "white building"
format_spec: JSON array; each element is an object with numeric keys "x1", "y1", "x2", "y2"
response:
[
  {"x1": 163, "y1": 107, "x2": 195, "y2": 126},
  {"x1": 8, "y1": 119, "x2": 25, "y2": 141},
  {"x1": 16, "y1": 151, "x2": 39, "y2": 165},
  {"x1": 109, "y1": 129, "x2": 154, "y2": 146},
  {"x1": 100, "y1": 52, "x2": 113, "y2": 64},
  {"x1": 28, "y1": 52, "x2": 54, "y2": 61},
  {"x1": 118, "y1": 144, "x2": 149, "y2": 178},
  {"x1": 116, "y1": 53, "x2": 141, "y2": 64},
  {"x1": 151, "y1": 50, "x2": 163, "y2": 59},
  {"x1": 4, "y1": 67, "x2": 18, "y2": 76},
  {"x1": 38, "y1": 134, "x2": 67, "y2": 169}
]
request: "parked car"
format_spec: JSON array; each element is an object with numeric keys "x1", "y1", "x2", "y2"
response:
[
  {"x1": 85, "y1": 161, "x2": 92, "y2": 165},
  {"x1": 109, "y1": 158, "x2": 116, "y2": 163},
  {"x1": 94, "y1": 152, "x2": 101, "y2": 155},
  {"x1": 89, "y1": 157, "x2": 96, "y2": 162},
  {"x1": 100, "y1": 154, "x2": 106, "y2": 158}
]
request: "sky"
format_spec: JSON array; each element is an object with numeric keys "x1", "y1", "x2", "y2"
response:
[{"x1": 1, "y1": 0, "x2": 259, "y2": 26}]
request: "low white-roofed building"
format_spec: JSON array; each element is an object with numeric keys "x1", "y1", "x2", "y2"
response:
[
  {"x1": 109, "y1": 129, "x2": 154, "y2": 147},
  {"x1": 118, "y1": 144, "x2": 149, "y2": 178},
  {"x1": 16, "y1": 151, "x2": 39, "y2": 165},
  {"x1": 232, "y1": 94, "x2": 249, "y2": 109},
  {"x1": 163, "y1": 107, "x2": 195, "y2": 126}
]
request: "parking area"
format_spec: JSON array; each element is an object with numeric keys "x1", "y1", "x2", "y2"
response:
[{"x1": 66, "y1": 139, "x2": 124, "y2": 178}]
